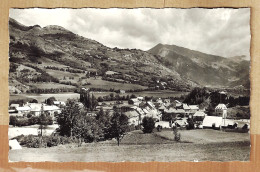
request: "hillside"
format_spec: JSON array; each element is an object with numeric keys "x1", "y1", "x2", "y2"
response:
[
  {"x1": 148, "y1": 43, "x2": 250, "y2": 88},
  {"x1": 8, "y1": 18, "x2": 250, "y2": 94}
]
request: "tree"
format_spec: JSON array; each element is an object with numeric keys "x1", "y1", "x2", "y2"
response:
[
  {"x1": 186, "y1": 117, "x2": 194, "y2": 130},
  {"x1": 38, "y1": 104, "x2": 53, "y2": 136},
  {"x1": 9, "y1": 116, "x2": 17, "y2": 126},
  {"x1": 56, "y1": 99, "x2": 81, "y2": 137},
  {"x1": 91, "y1": 94, "x2": 98, "y2": 111},
  {"x1": 142, "y1": 117, "x2": 155, "y2": 133},
  {"x1": 30, "y1": 99, "x2": 38, "y2": 103},
  {"x1": 107, "y1": 109, "x2": 129, "y2": 146},
  {"x1": 80, "y1": 90, "x2": 97, "y2": 111},
  {"x1": 56, "y1": 99, "x2": 105, "y2": 146},
  {"x1": 46, "y1": 97, "x2": 56, "y2": 105},
  {"x1": 96, "y1": 108, "x2": 111, "y2": 140}
]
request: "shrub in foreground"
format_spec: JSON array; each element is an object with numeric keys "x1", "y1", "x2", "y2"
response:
[{"x1": 13, "y1": 134, "x2": 78, "y2": 148}]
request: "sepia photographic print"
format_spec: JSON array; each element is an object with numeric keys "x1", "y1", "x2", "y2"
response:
[{"x1": 8, "y1": 8, "x2": 251, "y2": 162}]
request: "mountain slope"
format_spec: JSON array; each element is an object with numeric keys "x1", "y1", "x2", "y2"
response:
[
  {"x1": 9, "y1": 18, "x2": 249, "y2": 93},
  {"x1": 148, "y1": 43, "x2": 250, "y2": 88},
  {"x1": 9, "y1": 18, "x2": 194, "y2": 93}
]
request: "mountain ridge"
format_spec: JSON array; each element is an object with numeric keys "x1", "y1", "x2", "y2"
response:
[{"x1": 8, "y1": 18, "x2": 250, "y2": 93}]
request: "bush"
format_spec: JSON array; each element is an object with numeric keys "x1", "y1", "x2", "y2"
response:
[
  {"x1": 28, "y1": 116, "x2": 39, "y2": 125},
  {"x1": 9, "y1": 116, "x2": 17, "y2": 126},
  {"x1": 14, "y1": 134, "x2": 41, "y2": 148},
  {"x1": 173, "y1": 128, "x2": 181, "y2": 141},
  {"x1": 142, "y1": 117, "x2": 155, "y2": 133},
  {"x1": 13, "y1": 134, "x2": 77, "y2": 148},
  {"x1": 9, "y1": 115, "x2": 53, "y2": 126},
  {"x1": 16, "y1": 117, "x2": 29, "y2": 126},
  {"x1": 186, "y1": 118, "x2": 195, "y2": 130}
]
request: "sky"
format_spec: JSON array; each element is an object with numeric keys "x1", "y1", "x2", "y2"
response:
[{"x1": 9, "y1": 8, "x2": 251, "y2": 59}]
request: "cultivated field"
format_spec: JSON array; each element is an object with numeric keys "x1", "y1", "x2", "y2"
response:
[
  {"x1": 84, "y1": 77, "x2": 148, "y2": 90},
  {"x1": 9, "y1": 90, "x2": 187, "y2": 104},
  {"x1": 132, "y1": 90, "x2": 189, "y2": 98},
  {"x1": 10, "y1": 93, "x2": 81, "y2": 103},
  {"x1": 9, "y1": 129, "x2": 250, "y2": 162},
  {"x1": 28, "y1": 83, "x2": 76, "y2": 89}
]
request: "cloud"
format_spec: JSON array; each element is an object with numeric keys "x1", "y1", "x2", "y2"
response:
[{"x1": 9, "y1": 8, "x2": 250, "y2": 59}]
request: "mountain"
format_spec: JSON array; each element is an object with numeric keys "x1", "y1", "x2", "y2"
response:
[
  {"x1": 8, "y1": 18, "x2": 193, "y2": 93},
  {"x1": 148, "y1": 43, "x2": 250, "y2": 88},
  {"x1": 8, "y1": 18, "x2": 250, "y2": 94}
]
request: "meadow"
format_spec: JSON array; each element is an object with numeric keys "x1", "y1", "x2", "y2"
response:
[{"x1": 9, "y1": 129, "x2": 250, "y2": 162}]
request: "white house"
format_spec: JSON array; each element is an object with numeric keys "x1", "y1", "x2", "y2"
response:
[
  {"x1": 193, "y1": 111, "x2": 207, "y2": 118},
  {"x1": 215, "y1": 104, "x2": 227, "y2": 118},
  {"x1": 189, "y1": 105, "x2": 199, "y2": 114},
  {"x1": 125, "y1": 110, "x2": 140, "y2": 126},
  {"x1": 16, "y1": 106, "x2": 31, "y2": 114},
  {"x1": 202, "y1": 116, "x2": 223, "y2": 129},
  {"x1": 119, "y1": 90, "x2": 126, "y2": 94},
  {"x1": 53, "y1": 101, "x2": 66, "y2": 107}
]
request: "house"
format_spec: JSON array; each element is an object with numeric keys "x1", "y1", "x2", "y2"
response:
[
  {"x1": 189, "y1": 105, "x2": 199, "y2": 114},
  {"x1": 137, "y1": 97, "x2": 144, "y2": 101},
  {"x1": 26, "y1": 103, "x2": 61, "y2": 117},
  {"x1": 125, "y1": 110, "x2": 140, "y2": 126},
  {"x1": 163, "y1": 108, "x2": 185, "y2": 121},
  {"x1": 147, "y1": 109, "x2": 161, "y2": 121},
  {"x1": 53, "y1": 101, "x2": 66, "y2": 107},
  {"x1": 156, "y1": 98, "x2": 163, "y2": 104},
  {"x1": 172, "y1": 100, "x2": 182, "y2": 108},
  {"x1": 158, "y1": 104, "x2": 166, "y2": 111},
  {"x1": 121, "y1": 105, "x2": 135, "y2": 113},
  {"x1": 9, "y1": 86, "x2": 22, "y2": 94},
  {"x1": 129, "y1": 98, "x2": 141, "y2": 106},
  {"x1": 105, "y1": 71, "x2": 118, "y2": 76},
  {"x1": 16, "y1": 106, "x2": 31, "y2": 114},
  {"x1": 193, "y1": 111, "x2": 207, "y2": 118},
  {"x1": 9, "y1": 104, "x2": 20, "y2": 113},
  {"x1": 135, "y1": 107, "x2": 145, "y2": 119},
  {"x1": 163, "y1": 99, "x2": 171, "y2": 107},
  {"x1": 193, "y1": 111, "x2": 207, "y2": 122},
  {"x1": 146, "y1": 101, "x2": 156, "y2": 110},
  {"x1": 164, "y1": 99, "x2": 171, "y2": 104},
  {"x1": 10, "y1": 104, "x2": 20, "y2": 109},
  {"x1": 119, "y1": 90, "x2": 125, "y2": 94},
  {"x1": 202, "y1": 116, "x2": 223, "y2": 129},
  {"x1": 215, "y1": 104, "x2": 227, "y2": 118},
  {"x1": 43, "y1": 105, "x2": 61, "y2": 117},
  {"x1": 183, "y1": 103, "x2": 191, "y2": 113},
  {"x1": 202, "y1": 116, "x2": 234, "y2": 129}
]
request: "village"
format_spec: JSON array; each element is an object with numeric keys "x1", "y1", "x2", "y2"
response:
[{"x1": 8, "y1": 88, "x2": 250, "y2": 143}]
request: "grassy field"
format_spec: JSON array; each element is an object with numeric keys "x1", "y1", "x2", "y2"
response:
[
  {"x1": 9, "y1": 129, "x2": 250, "y2": 162},
  {"x1": 28, "y1": 82, "x2": 76, "y2": 89},
  {"x1": 26, "y1": 93, "x2": 80, "y2": 102},
  {"x1": 91, "y1": 90, "x2": 188, "y2": 98},
  {"x1": 84, "y1": 77, "x2": 148, "y2": 90},
  {"x1": 9, "y1": 93, "x2": 80, "y2": 103},
  {"x1": 46, "y1": 69, "x2": 85, "y2": 81},
  {"x1": 154, "y1": 129, "x2": 250, "y2": 144},
  {"x1": 132, "y1": 90, "x2": 189, "y2": 98}
]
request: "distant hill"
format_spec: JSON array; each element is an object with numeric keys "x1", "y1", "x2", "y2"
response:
[
  {"x1": 148, "y1": 43, "x2": 250, "y2": 88},
  {"x1": 8, "y1": 18, "x2": 250, "y2": 94}
]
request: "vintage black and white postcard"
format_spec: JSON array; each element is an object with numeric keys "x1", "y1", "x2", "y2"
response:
[{"x1": 8, "y1": 8, "x2": 251, "y2": 162}]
